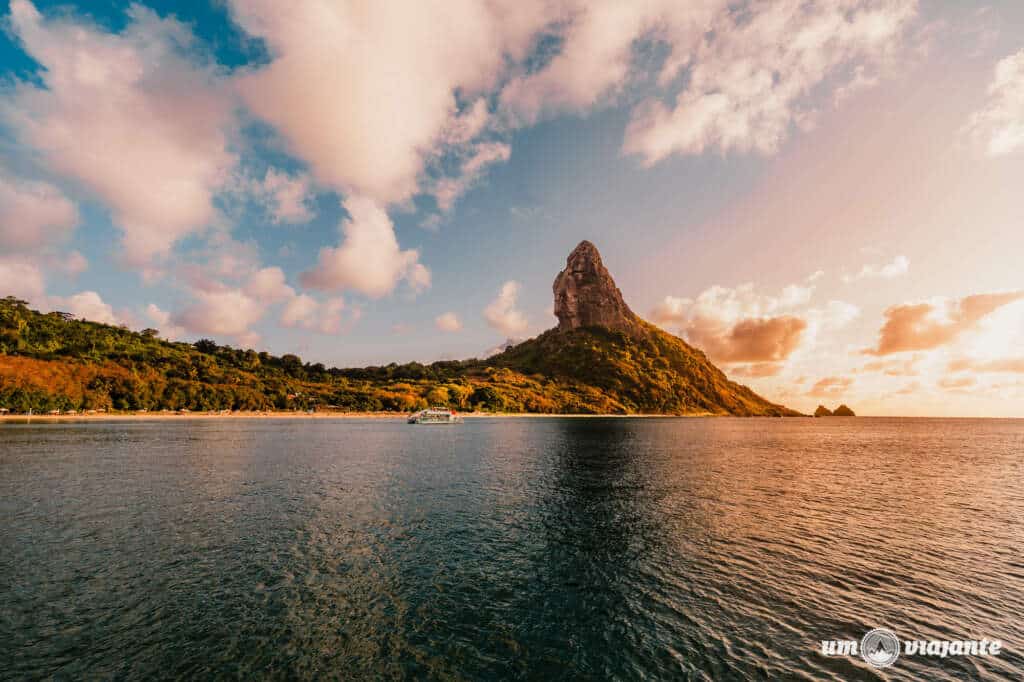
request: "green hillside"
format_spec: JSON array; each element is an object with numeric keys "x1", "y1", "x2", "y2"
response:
[{"x1": 0, "y1": 296, "x2": 796, "y2": 416}]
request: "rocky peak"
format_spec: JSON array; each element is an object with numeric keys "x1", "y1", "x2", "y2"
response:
[{"x1": 553, "y1": 240, "x2": 638, "y2": 333}]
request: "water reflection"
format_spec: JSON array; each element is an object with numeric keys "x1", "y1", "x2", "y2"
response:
[{"x1": 2, "y1": 418, "x2": 1023, "y2": 679}]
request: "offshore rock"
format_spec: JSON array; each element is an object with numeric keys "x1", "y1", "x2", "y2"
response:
[{"x1": 553, "y1": 240, "x2": 639, "y2": 333}]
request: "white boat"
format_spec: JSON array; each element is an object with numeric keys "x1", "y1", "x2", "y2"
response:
[{"x1": 408, "y1": 407, "x2": 461, "y2": 424}]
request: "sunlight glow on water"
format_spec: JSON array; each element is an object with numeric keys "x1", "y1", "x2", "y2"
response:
[{"x1": 2, "y1": 417, "x2": 1023, "y2": 679}]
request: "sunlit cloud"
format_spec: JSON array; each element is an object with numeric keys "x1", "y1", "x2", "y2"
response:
[
  {"x1": 807, "y1": 375, "x2": 854, "y2": 398},
  {"x1": 435, "y1": 312, "x2": 463, "y2": 333},
  {"x1": 0, "y1": 173, "x2": 78, "y2": 252},
  {"x1": 842, "y1": 255, "x2": 909, "y2": 283},
  {"x1": 484, "y1": 281, "x2": 528, "y2": 336},
  {"x1": 963, "y1": 48, "x2": 1024, "y2": 156},
  {"x1": 866, "y1": 291, "x2": 1024, "y2": 355},
  {"x1": 1, "y1": 1, "x2": 236, "y2": 266},
  {"x1": 301, "y1": 196, "x2": 428, "y2": 299}
]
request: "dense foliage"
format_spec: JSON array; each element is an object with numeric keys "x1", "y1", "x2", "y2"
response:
[{"x1": 0, "y1": 296, "x2": 796, "y2": 415}]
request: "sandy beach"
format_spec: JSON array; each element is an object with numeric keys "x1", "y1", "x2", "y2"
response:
[{"x1": 0, "y1": 411, "x2": 720, "y2": 422}]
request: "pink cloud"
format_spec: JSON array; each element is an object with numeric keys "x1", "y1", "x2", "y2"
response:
[
  {"x1": 301, "y1": 197, "x2": 428, "y2": 298},
  {"x1": 0, "y1": 173, "x2": 78, "y2": 251},
  {"x1": 484, "y1": 281, "x2": 528, "y2": 336},
  {"x1": 230, "y1": 0, "x2": 548, "y2": 205},
  {"x1": 963, "y1": 49, "x2": 1024, "y2": 156},
  {"x1": 623, "y1": 0, "x2": 917, "y2": 163},
  {"x1": 2, "y1": 1, "x2": 236, "y2": 265},
  {"x1": 807, "y1": 376, "x2": 854, "y2": 397},
  {"x1": 867, "y1": 291, "x2": 1024, "y2": 355}
]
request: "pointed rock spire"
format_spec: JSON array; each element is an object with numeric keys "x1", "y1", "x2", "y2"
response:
[{"x1": 553, "y1": 240, "x2": 639, "y2": 332}]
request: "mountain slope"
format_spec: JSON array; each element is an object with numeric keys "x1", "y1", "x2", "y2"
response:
[
  {"x1": 490, "y1": 321, "x2": 795, "y2": 416},
  {"x1": 0, "y1": 241, "x2": 798, "y2": 416},
  {"x1": 485, "y1": 240, "x2": 796, "y2": 415}
]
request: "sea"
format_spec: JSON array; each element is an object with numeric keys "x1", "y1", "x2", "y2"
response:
[{"x1": 1, "y1": 417, "x2": 1022, "y2": 680}]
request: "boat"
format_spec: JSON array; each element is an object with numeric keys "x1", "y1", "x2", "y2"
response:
[{"x1": 407, "y1": 407, "x2": 461, "y2": 424}]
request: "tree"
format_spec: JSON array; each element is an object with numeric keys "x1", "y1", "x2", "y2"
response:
[
  {"x1": 194, "y1": 339, "x2": 218, "y2": 354},
  {"x1": 425, "y1": 387, "x2": 449, "y2": 406}
]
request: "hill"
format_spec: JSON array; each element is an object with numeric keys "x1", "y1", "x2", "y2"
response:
[{"x1": 0, "y1": 242, "x2": 797, "y2": 416}]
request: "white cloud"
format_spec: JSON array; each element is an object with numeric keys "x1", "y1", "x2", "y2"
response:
[
  {"x1": 144, "y1": 303, "x2": 186, "y2": 340},
  {"x1": 432, "y1": 141, "x2": 511, "y2": 212},
  {"x1": 842, "y1": 255, "x2": 910, "y2": 282},
  {"x1": 52, "y1": 290, "x2": 121, "y2": 325},
  {"x1": 280, "y1": 294, "x2": 351, "y2": 334},
  {"x1": 500, "y1": 3, "x2": 668, "y2": 124},
  {"x1": 0, "y1": 173, "x2": 78, "y2": 251},
  {"x1": 243, "y1": 266, "x2": 295, "y2": 303},
  {"x1": 623, "y1": 0, "x2": 917, "y2": 163},
  {"x1": 0, "y1": 259, "x2": 46, "y2": 302},
  {"x1": 245, "y1": 168, "x2": 315, "y2": 224},
  {"x1": 435, "y1": 311, "x2": 462, "y2": 332},
  {"x1": 964, "y1": 49, "x2": 1024, "y2": 156},
  {"x1": 1, "y1": 1, "x2": 236, "y2": 265},
  {"x1": 229, "y1": 0, "x2": 549, "y2": 205},
  {"x1": 484, "y1": 280, "x2": 528, "y2": 336},
  {"x1": 300, "y1": 196, "x2": 428, "y2": 298},
  {"x1": 172, "y1": 288, "x2": 266, "y2": 339}
]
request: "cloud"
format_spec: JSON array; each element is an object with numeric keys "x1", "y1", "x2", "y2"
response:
[
  {"x1": 172, "y1": 288, "x2": 266, "y2": 339},
  {"x1": 842, "y1": 255, "x2": 909, "y2": 282},
  {"x1": 808, "y1": 376, "x2": 854, "y2": 397},
  {"x1": 938, "y1": 375, "x2": 976, "y2": 391},
  {"x1": 695, "y1": 316, "x2": 808, "y2": 363},
  {"x1": 51, "y1": 291, "x2": 121, "y2": 325},
  {"x1": 728, "y1": 363, "x2": 785, "y2": 378},
  {"x1": 0, "y1": 259, "x2": 46, "y2": 301},
  {"x1": 432, "y1": 142, "x2": 511, "y2": 212},
  {"x1": 860, "y1": 356, "x2": 921, "y2": 376},
  {"x1": 1, "y1": 1, "x2": 237, "y2": 265},
  {"x1": 484, "y1": 280, "x2": 528, "y2": 336},
  {"x1": 229, "y1": 0, "x2": 547, "y2": 205},
  {"x1": 0, "y1": 173, "x2": 78, "y2": 251},
  {"x1": 301, "y1": 196, "x2": 428, "y2": 298},
  {"x1": 53, "y1": 251, "x2": 88, "y2": 277},
  {"x1": 280, "y1": 295, "x2": 352, "y2": 334},
  {"x1": 484, "y1": 336, "x2": 526, "y2": 358},
  {"x1": 435, "y1": 312, "x2": 462, "y2": 332},
  {"x1": 253, "y1": 169, "x2": 315, "y2": 224},
  {"x1": 949, "y1": 357, "x2": 1024, "y2": 374},
  {"x1": 243, "y1": 266, "x2": 295, "y2": 303},
  {"x1": 144, "y1": 303, "x2": 186, "y2": 340},
  {"x1": 623, "y1": 0, "x2": 917, "y2": 163},
  {"x1": 963, "y1": 49, "x2": 1024, "y2": 156},
  {"x1": 650, "y1": 275, "x2": 823, "y2": 364},
  {"x1": 500, "y1": 3, "x2": 676, "y2": 124},
  {"x1": 866, "y1": 291, "x2": 1024, "y2": 355}
]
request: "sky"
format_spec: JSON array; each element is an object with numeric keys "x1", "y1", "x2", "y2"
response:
[{"x1": 0, "y1": 0, "x2": 1022, "y2": 417}]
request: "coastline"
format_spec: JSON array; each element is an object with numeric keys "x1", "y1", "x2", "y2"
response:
[{"x1": 0, "y1": 410, "x2": 725, "y2": 422}]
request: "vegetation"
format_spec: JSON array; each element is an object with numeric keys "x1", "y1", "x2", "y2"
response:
[{"x1": 0, "y1": 296, "x2": 797, "y2": 416}]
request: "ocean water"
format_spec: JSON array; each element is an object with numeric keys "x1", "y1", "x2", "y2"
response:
[{"x1": 1, "y1": 417, "x2": 1022, "y2": 680}]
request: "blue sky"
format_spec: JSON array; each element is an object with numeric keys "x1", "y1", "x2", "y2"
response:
[{"x1": 1, "y1": 0, "x2": 1023, "y2": 415}]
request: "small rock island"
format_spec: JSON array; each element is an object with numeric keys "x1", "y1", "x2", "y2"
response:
[{"x1": 815, "y1": 404, "x2": 856, "y2": 417}]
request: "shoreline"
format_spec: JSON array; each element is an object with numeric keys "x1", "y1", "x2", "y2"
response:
[
  {"x1": 1, "y1": 412, "x2": 1019, "y2": 422},
  {"x1": 0, "y1": 411, "x2": 723, "y2": 422}
]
